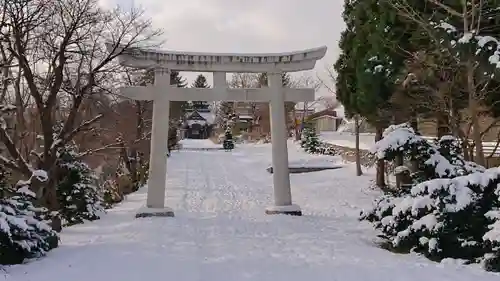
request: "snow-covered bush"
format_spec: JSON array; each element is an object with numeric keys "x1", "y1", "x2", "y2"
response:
[
  {"x1": 362, "y1": 123, "x2": 500, "y2": 271},
  {"x1": 301, "y1": 126, "x2": 320, "y2": 153},
  {"x1": 0, "y1": 169, "x2": 58, "y2": 265},
  {"x1": 56, "y1": 145, "x2": 104, "y2": 226},
  {"x1": 483, "y1": 184, "x2": 500, "y2": 271},
  {"x1": 371, "y1": 123, "x2": 483, "y2": 186},
  {"x1": 361, "y1": 169, "x2": 500, "y2": 270}
]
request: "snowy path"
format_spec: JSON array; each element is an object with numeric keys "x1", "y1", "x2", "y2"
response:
[{"x1": 4, "y1": 141, "x2": 499, "y2": 281}]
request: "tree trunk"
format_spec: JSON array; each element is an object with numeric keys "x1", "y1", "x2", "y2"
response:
[
  {"x1": 375, "y1": 124, "x2": 386, "y2": 188},
  {"x1": 436, "y1": 112, "x2": 451, "y2": 138},
  {"x1": 44, "y1": 170, "x2": 62, "y2": 232},
  {"x1": 293, "y1": 108, "x2": 301, "y2": 141},
  {"x1": 409, "y1": 114, "x2": 419, "y2": 173},
  {"x1": 467, "y1": 60, "x2": 485, "y2": 166},
  {"x1": 471, "y1": 114, "x2": 485, "y2": 165},
  {"x1": 354, "y1": 115, "x2": 363, "y2": 176},
  {"x1": 395, "y1": 154, "x2": 404, "y2": 190}
]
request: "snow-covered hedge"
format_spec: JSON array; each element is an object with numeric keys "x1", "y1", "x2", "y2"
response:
[
  {"x1": 0, "y1": 170, "x2": 59, "y2": 265},
  {"x1": 362, "y1": 123, "x2": 500, "y2": 271}
]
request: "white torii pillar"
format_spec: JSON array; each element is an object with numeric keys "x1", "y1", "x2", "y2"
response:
[
  {"x1": 213, "y1": 71, "x2": 300, "y2": 216},
  {"x1": 136, "y1": 69, "x2": 175, "y2": 218},
  {"x1": 265, "y1": 73, "x2": 301, "y2": 215}
]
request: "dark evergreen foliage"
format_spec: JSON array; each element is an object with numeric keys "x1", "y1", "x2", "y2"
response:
[
  {"x1": 223, "y1": 129, "x2": 234, "y2": 151},
  {"x1": 56, "y1": 145, "x2": 103, "y2": 226}
]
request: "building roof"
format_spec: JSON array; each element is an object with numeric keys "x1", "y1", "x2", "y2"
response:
[
  {"x1": 306, "y1": 109, "x2": 339, "y2": 121},
  {"x1": 185, "y1": 110, "x2": 215, "y2": 125},
  {"x1": 198, "y1": 112, "x2": 215, "y2": 124}
]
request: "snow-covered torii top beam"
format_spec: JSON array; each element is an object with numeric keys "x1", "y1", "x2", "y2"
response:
[{"x1": 108, "y1": 44, "x2": 327, "y2": 73}]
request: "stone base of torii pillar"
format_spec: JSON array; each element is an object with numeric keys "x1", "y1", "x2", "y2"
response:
[{"x1": 135, "y1": 207, "x2": 175, "y2": 218}]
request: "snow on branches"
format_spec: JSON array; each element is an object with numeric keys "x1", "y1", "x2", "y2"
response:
[
  {"x1": 432, "y1": 20, "x2": 500, "y2": 77},
  {"x1": 0, "y1": 169, "x2": 58, "y2": 265},
  {"x1": 371, "y1": 123, "x2": 483, "y2": 181}
]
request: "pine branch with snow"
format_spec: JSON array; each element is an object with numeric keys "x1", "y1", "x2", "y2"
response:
[{"x1": 433, "y1": 20, "x2": 500, "y2": 77}]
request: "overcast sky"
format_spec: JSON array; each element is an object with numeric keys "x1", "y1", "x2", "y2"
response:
[{"x1": 103, "y1": 0, "x2": 345, "y2": 97}]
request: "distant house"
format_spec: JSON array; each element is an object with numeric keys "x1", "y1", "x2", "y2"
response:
[
  {"x1": 182, "y1": 109, "x2": 215, "y2": 139},
  {"x1": 306, "y1": 109, "x2": 343, "y2": 132},
  {"x1": 231, "y1": 102, "x2": 261, "y2": 133}
]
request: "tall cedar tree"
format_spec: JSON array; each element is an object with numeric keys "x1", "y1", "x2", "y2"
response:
[
  {"x1": 191, "y1": 74, "x2": 210, "y2": 111},
  {"x1": 334, "y1": 0, "x2": 422, "y2": 187}
]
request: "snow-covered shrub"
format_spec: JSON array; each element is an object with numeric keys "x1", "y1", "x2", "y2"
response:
[
  {"x1": 301, "y1": 127, "x2": 320, "y2": 153},
  {"x1": 56, "y1": 145, "x2": 104, "y2": 226},
  {"x1": 102, "y1": 178, "x2": 123, "y2": 209},
  {"x1": 483, "y1": 186, "x2": 500, "y2": 271},
  {"x1": 361, "y1": 168, "x2": 500, "y2": 270},
  {"x1": 362, "y1": 123, "x2": 500, "y2": 271},
  {"x1": 0, "y1": 169, "x2": 58, "y2": 265},
  {"x1": 371, "y1": 123, "x2": 483, "y2": 186}
]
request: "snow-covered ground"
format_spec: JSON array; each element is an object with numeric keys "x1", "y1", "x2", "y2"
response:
[
  {"x1": 179, "y1": 138, "x2": 222, "y2": 149},
  {"x1": 4, "y1": 139, "x2": 499, "y2": 280}
]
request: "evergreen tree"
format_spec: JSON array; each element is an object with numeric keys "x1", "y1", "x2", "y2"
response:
[
  {"x1": 56, "y1": 144, "x2": 104, "y2": 226},
  {"x1": 281, "y1": 73, "x2": 291, "y2": 87},
  {"x1": 169, "y1": 71, "x2": 189, "y2": 120},
  {"x1": 191, "y1": 74, "x2": 210, "y2": 111},
  {"x1": 301, "y1": 125, "x2": 320, "y2": 153},
  {"x1": 191, "y1": 74, "x2": 209, "y2": 88},
  {"x1": 170, "y1": 70, "x2": 187, "y2": 88},
  {"x1": 334, "y1": 0, "x2": 424, "y2": 187},
  {"x1": 256, "y1": 72, "x2": 290, "y2": 87},
  {"x1": 0, "y1": 169, "x2": 58, "y2": 265}
]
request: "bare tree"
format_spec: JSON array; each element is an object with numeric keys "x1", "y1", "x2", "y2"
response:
[
  {"x1": 0, "y1": 0, "x2": 161, "y2": 229},
  {"x1": 227, "y1": 73, "x2": 259, "y2": 132},
  {"x1": 290, "y1": 74, "x2": 322, "y2": 140}
]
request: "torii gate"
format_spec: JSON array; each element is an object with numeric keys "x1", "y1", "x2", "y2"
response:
[{"x1": 109, "y1": 45, "x2": 327, "y2": 218}]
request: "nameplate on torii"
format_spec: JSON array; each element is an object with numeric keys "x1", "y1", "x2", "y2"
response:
[{"x1": 119, "y1": 86, "x2": 315, "y2": 102}]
